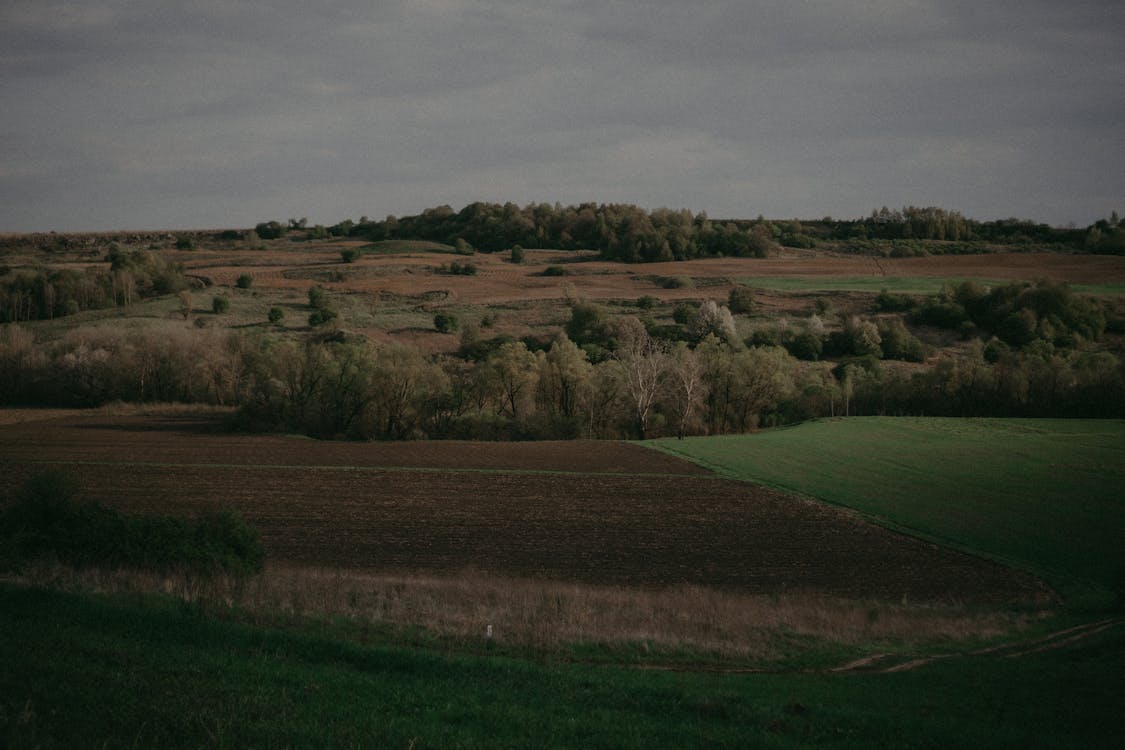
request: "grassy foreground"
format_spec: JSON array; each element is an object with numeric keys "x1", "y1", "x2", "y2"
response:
[
  {"x1": 650, "y1": 418, "x2": 1125, "y2": 607},
  {"x1": 2, "y1": 584, "x2": 1123, "y2": 749}
]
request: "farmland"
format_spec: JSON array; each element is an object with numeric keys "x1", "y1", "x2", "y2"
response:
[
  {"x1": 651, "y1": 418, "x2": 1125, "y2": 606},
  {"x1": 3, "y1": 219, "x2": 1125, "y2": 746},
  {"x1": 0, "y1": 412, "x2": 1050, "y2": 605}
]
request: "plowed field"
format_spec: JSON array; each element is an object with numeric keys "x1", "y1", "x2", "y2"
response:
[{"x1": 0, "y1": 412, "x2": 1051, "y2": 604}]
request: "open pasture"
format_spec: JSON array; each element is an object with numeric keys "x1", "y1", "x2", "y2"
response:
[{"x1": 0, "y1": 412, "x2": 1050, "y2": 605}]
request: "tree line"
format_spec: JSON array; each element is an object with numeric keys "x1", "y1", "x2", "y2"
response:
[
  {"x1": 3, "y1": 281, "x2": 1123, "y2": 439},
  {"x1": 297, "y1": 203, "x2": 1123, "y2": 259}
]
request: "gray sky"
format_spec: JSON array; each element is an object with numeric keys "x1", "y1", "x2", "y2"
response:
[{"x1": 2, "y1": 0, "x2": 1123, "y2": 232}]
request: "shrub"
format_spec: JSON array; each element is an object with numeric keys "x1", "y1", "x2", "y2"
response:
[
  {"x1": 636, "y1": 295, "x2": 657, "y2": 310},
  {"x1": 0, "y1": 472, "x2": 263, "y2": 576},
  {"x1": 267, "y1": 307, "x2": 285, "y2": 325},
  {"x1": 727, "y1": 285, "x2": 755, "y2": 314},
  {"x1": 340, "y1": 248, "x2": 360, "y2": 263},
  {"x1": 235, "y1": 274, "x2": 253, "y2": 289},
  {"x1": 542, "y1": 265, "x2": 567, "y2": 277},
  {"x1": 663, "y1": 276, "x2": 693, "y2": 289},
  {"x1": 308, "y1": 307, "x2": 338, "y2": 327},
  {"x1": 510, "y1": 245, "x2": 525, "y2": 264},
  {"x1": 175, "y1": 235, "x2": 195, "y2": 250},
  {"x1": 434, "y1": 312, "x2": 460, "y2": 333},
  {"x1": 211, "y1": 296, "x2": 230, "y2": 314},
  {"x1": 254, "y1": 221, "x2": 286, "y2": 240}
]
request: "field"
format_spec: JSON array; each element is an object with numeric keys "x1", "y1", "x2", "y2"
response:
[
  {"x1": 650, "y1": 418, "x2": 1125, "y2": 606},
  {"x1": 3, "y1": 412, "x2": 1125, "y2": 746},
  {"x1": 0, "y1": 412, "x2": 1049, "y2": 606},
  {"x1": 10, "y1": 233, "x2": 1125, "y2": 351}
]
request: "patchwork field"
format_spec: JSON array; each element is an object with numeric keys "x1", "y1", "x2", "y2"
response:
[{"x1": 0, "y1": 411, "x2": 1050, "y2": 605}]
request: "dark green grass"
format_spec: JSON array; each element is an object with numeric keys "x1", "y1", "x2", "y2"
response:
[
  {"x1": 650, "y1": 418, "x2": 1125, "y2": 607},
  {"x1": 738, "y1": 276, "x2": 1125, "y2": 295},
  {"x1": 2, "y1": 585, "x2": 1122, "y2": 749}
]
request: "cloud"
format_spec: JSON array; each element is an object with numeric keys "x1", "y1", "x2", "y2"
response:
[{"x1": 1, "y1": 1, "x2": 1123, "y2": 230}]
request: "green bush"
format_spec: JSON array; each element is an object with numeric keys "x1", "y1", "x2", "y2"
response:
[
  {"x1": 0, "y1": 472, "x2": 263, "y2": 576},
  {"x1": 541, "y1": 265, "x2": 567, "y2": 277},
  {"x1": 267, "y1": 307, "x2": 285, "y2": 325},
  {"x1": 510, "y1": 245, "x2": 525, "y2": 264},
  {"x1": 236, "y1": 274, "x2": 253, "y2": 289},
  {"x1": 212, "y1": 296, "x2": 230, "y2": 314},
  {"x1": 340, "y1": 248, "x2": 360, "y2": 263},
  {"x1": 434, "y1": 312, "x2": 460, "y2": 333},
  {"x1": 727, "y1": 285, "x2": 755, "y2": 314}
]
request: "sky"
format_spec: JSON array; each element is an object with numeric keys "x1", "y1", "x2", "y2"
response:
[{"x1": 2, "y1": 0, "x2": 1124, "y2": 232}]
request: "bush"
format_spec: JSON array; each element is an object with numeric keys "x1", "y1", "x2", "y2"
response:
[
  {"x1": 254, "y1": 221, "x2": 286, "y2": 240},
  {"x1": 434, "y1": 312, "x2": 460, "y2": 333},
  {"x1": 727, "y1": 285, "x2": 755, "y2": 314},
  {"x1": 510, "y1": 245, "x2": 525, "y2": 264},
  {"x1": 211, "y1": 296, "x2": 230, "y2": 314},
  {"x1": 175, "y1": 235, "x2": 195, "y2": 250},
  {"x1": 662, "y1": 276, "x2": 694, "y2": 289},
  {"x1": 308, "y1": 307, "x2": 338, "y2": 327},
  {"x1": 542, "y1": 265, "x2": 567, "y2": 277},
  {"x1": 236, "y1": 274, "x2": 253, "y2": 289},
  {"x1": 0, "y1": 472, "x2": 263, "y2": 576},
  {"x1": 340, "y1": 248, "x2": 360, "y2": 263},
  {"x1": 636, "y1": 295, "x2": 657, "y2": 310},
  {"x1": 267, "y1": 307, "x2": 285, "y2": 325}
]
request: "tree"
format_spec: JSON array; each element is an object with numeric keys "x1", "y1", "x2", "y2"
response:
[
  {"x1": 612, "y1": 317, "x2": 669, "y2": 439},
  {"x1": 267, "y1": 307, "x2": 285, "y2": 325},
  {"x1": 484, "y1": 341, "x2": 539, "y2": 421},
  {"x1": 666, "y1": 342, "x2": 706, "y2": 438},
  {"x1": 177, "y1": 290, "x2": 192, "y2": 320},
  {"x1": 536, "y1": 333, "x2": 593, "y2": 428},
  {"x1": 727, "y1": 285, "x2": 755, "y2": 314},
  {"x1": 694, "y1": 299, "x2": 738, "y2": 344}
]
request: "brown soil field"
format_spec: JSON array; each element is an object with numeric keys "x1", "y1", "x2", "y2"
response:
[
  {"x1": 168, "y1": 245, "x2": 1125, "y2": 306},
  {"x1": 0, "y1": 412, "x2": 1051, "y2": 605}
]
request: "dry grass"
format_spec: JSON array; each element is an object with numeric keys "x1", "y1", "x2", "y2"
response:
[{"x1": 5, "y1": 562, "x2": 1044, "y2": 662}]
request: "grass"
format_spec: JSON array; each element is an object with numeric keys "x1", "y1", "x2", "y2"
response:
[
  {"x1": 2, "y1": 583, "x2": 1122, "y2": 748},
  {"x1": 737, "y1": 276, "x2": 1125, "y2": 295},
  {"x1": 649, "y1": 418, "x2": 1125, "y2": 607}
]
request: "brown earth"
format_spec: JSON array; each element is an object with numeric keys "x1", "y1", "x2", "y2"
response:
[
  {"x1": 176, "y1": 247, "x2": 1125, "y2": 306},
  {"x1": 0, "y1": 412, "x2": 1052, "y2": 605}
]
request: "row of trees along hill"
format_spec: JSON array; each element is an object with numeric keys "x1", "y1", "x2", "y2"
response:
[
  {"x1": 3, "y1": 278, "x2": 1123, "y2": 438},
  {"x1": 1, "y1": 247, "x2": 189, "y2": 323},
  {"x1": 305, "y1": 203, "x2": 1123, "y2": 259}
]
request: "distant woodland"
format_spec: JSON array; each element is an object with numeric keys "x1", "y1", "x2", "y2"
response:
[{"x1": 2, "y1": 203, "x2": 1124, "y2": 440}]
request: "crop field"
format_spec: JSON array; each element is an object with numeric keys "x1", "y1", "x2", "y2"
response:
[
  {"x1": 0, "y1": 411, "x2": 1050, "y2": 605},
  {"x1": 651, "y1": 418, "x2": 1125, "y2": 605}
]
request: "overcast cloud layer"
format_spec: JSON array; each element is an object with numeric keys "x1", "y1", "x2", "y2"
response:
[{"x1": 2, "y1": 0, "x2": 1123, "y2": 231}]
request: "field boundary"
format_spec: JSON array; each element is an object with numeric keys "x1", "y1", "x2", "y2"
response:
[{"x1": 642, "y1": 436, "x2": 1070, "y2": 599}]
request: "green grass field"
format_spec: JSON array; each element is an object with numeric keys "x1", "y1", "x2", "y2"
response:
[
  {"x1": 2, "y1": 585, "x2": 1122, "y2": 749},
  {"x1": 737, "y1": 276, "x2": 1125, "y2": 295},
  {"x1": 650, "y1": 418, "x2": 1125, "y2": 607}
]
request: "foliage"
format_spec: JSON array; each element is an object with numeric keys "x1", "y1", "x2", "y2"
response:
[
  {"x1": 235, "y1": 274, "x2": 253, "y2": 289},
  {"x1": 510, "y1": 245, "x2": 525, "y2": 264},
  {"x1": 211, "y1": 296, "x2": 230, "y2": 314},
  {"x1": 340, "y1": 248, "x2": 360, "y2": 263},
  {"x1": 0, "y1": 472, "x2": 263, "y2": 576},
  {"x1": 727, "y1": 285, "x2": 755, "y2": 314},
  {"x1": 433, "y1": 312, "x2": 459, "y2": 334},
  {"x1": 254, "y1": 221, "x2": 286, "y2": 240},
  {"x1": 267, "y1": 306, "x2": 285, "y2": 325}
]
